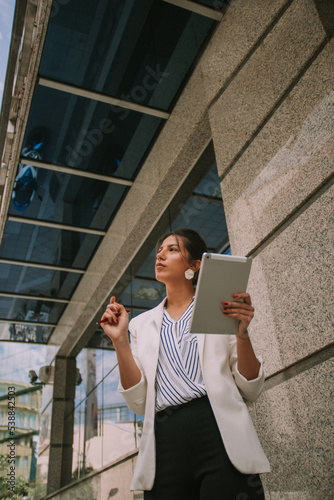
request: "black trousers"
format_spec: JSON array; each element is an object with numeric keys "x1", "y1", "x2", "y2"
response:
[{"x1": 144, "y1": 396, "x2": 265, "y2": 500}]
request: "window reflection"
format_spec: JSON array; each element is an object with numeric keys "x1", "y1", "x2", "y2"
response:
[
  {"x1": 9, "y1": 167, "x2": 128, "y2": 231},
  {"x1": 0, "y1": 221, "x2": 102, "y2": 269},
  {"x1": 72, "y1": 348, "x2": 142, "y2": 479},
  {"x1": 39, "y1": 0, "x2": 214, "y2": 111},
  {"x1": 23, "y1": 86, "x2": 162, "y2": 180},
  {"x1": 0, "y1": 263, "x2": 81, "y2": 299}
]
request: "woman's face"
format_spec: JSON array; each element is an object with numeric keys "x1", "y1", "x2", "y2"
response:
[{"x1": 155, "y1": 235, "x2": 195, "y2": 284}]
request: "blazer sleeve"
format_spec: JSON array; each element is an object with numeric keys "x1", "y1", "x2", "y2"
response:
[
  {"x1": 228, "y1": 335, "x2": 265, "y2": 402},
  {"x1": 117, "y1": 319, "x2": 147, "y2": 416}
]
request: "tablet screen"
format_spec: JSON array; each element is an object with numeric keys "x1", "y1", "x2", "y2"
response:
[{"x1": 189, "y1": 253, "x2": 252, "y2": 335}]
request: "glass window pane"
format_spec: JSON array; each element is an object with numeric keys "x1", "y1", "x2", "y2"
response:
[
  {"x1": 39, "y1": 0, "x2": 214, "y2": 111},
  {"x1": 72, "y1": 348, "x2": 140, "y2": 477},
  {"x1": 0, "y1": 263, "x2": 81, "y2": 300},
  {"x1": 136, "y1": 249, "x2": 156, "y2": 280},
  {"x1": 0, "y1": 322, "x2": 53, "y2": 343},
  {"x1": 9, "y1": 166, "x2": 128, "y2": 231},
  {"x1": 23, "y1": 86, "x2": 162, "y2": 180},
  {"x1": 0, "y1": 221, "x2": 101, "y2": 269},
  {"x1": 118, "y1": 278, "x2": 165, "y2": 310},
  {"x1": 173, "y1": 200, "x2": 228, "y2": 249},
  {"x1": 86, "y1": 330, "x2": 114, "y2": 350},
  {"x1": 0, "y1": 297, "x2": 65, "y2": 324},
  {"x1": 194, "y1": 163, "x2": 222, "y2": 198}
]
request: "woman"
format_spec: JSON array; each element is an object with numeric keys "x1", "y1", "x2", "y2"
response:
[{"x1": 101, "y1": 228, "x2": 270, "y2": 499}]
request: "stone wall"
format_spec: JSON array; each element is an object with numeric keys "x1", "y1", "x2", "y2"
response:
[{"x1": 205, "y1": 0, "x2": 333, "y2": 497}]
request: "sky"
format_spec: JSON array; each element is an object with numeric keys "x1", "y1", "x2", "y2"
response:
[{"x1": 0, "y1": 0, "x2": 16, "y2": 112}]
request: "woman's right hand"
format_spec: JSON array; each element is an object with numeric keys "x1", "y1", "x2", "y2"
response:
[{"x1": 100, "y1": 296, "x2": 129, "y2": 346}]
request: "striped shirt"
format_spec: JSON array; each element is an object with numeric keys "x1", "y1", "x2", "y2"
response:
[{"x1": 155, "y1": 300, "x2": 207, "y2": 412}]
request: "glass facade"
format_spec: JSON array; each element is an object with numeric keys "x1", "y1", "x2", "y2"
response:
[
  {"x1": 39, "y1": 0, "x2": 214, "y2": 111},
  {"x1": 0, "y1": 0, "x2": 221, "y2": 343},
  {"x1": 9, "y1": 168, "x2": 129, "y2": 231},
  {"x1": 0, "y1": 221, "x2": 102, "y2": 269},
  {"x1": 23, "y1": 86, "x2": 163, "y2": 179},
  {"x1": 0, "y1": 297, "x2": 64, "y2": 325},
  {"x1": 70, "y1": 348, "x2": 142, "y2": 479},
  {"x1": 0, "y1": 263, "x2": 81, "y2": 299}
]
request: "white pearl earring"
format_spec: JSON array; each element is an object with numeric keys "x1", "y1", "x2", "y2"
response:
[{"x1": 185, "y1": 269, "x2": 195, "y2": 280}]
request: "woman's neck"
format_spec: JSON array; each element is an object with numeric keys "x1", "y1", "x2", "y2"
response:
[{"x1": 165, "y1": 281, "x2": 195, "y2": 309}]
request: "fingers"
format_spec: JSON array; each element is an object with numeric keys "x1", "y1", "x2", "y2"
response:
[
  {"x1": 101, "y1": 296, "x2": 123, "y2": 325},
  {"x1": 222, "y1": 312, "x2": 252, "y2": 321},
  {"x1": 221, "y1": 293, "x2": 254, "y2": 324},
  {"x1": 232, "y1": 292, "x2": 252, "y2": 305},
  {"x1": 222, "y1": 301, "x2": 254, "y2": 314},
  {"x1": 98, "y1": 296, "x2": 131, "y2": 326}
]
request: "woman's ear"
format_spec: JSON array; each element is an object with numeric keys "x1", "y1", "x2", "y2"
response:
[{"x1": 191, "y1": 260, "x2": 201, "y2": 273}]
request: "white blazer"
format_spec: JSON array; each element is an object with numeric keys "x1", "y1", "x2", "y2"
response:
[{"x1": 118, "y1": 298, "x2": 270, "y2": 491}]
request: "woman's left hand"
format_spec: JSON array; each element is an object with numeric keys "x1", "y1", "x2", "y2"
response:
[{"x1": 221, "y1": 292, "x2": 254, "y2": 338}]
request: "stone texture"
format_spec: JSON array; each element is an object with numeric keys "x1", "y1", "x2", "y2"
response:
[
  {"x1": 199, "y1": 0, "x2": 289, "y2": 100},
  {"x1": 209, "y1": 0, "x2": 327, "y2": 176},
  {"x1": 247, "y1": 185, "x2": 334, "y2": 376},
  {"x1": 249, "y1": 358, "x2": 334, "y2": 499},
  {"x1": 220, "y1": 40, "x2": 334, "y2": 255}
]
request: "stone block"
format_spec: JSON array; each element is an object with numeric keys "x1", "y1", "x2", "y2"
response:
[
  {"x1": 250, "y1": 358, "x2": 333, "y2": 499},
  {"x1": 247, "y1": 185, "x2": 334, "y2": 375},
  {"x1": 209, "y1": 0, "x2": 327, "y2": 176},
  {"x1": 220, "y1": 40, "x2": 334, "y2": 254}
]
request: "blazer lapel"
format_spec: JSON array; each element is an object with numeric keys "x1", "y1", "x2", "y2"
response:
[
  {"x1": 196, "y1": 333, "x2": 206, "y2": 367},
  {"x1": 143, "y1": 298, "x2": 166, "y2": 382}
]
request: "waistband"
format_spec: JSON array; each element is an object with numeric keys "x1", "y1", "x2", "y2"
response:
[{"x1": 155, "y1": 395, "x2": 209, "y2": 423}]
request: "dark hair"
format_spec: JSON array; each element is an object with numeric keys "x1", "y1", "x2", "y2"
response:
[{"x1": 156, "y1": 228, "x2": 207, "y2": 284}]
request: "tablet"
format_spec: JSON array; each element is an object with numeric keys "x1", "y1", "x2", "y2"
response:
[{"x1": 189, "y1": 253, "x2": 252, "y2": 335}]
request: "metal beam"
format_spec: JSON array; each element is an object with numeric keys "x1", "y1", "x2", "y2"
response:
[
  {"x1": 0, "y1": 430, "x2": 39, "y2": 444},
  {"x1": 0, "y1": 384, "x2": 42, "y2": 402},
  {"x1": 0, "y1": 0, "x2": 28, "y2": 166},
  {"x1": 7, "y1": 215, "x2": 106, "y2": 236},
  {"x1": 38, "y1": 77, "x2": 170, "y2": 119},
  {"x1": 162, "y1": 0, "x2": 223, "y2": 21},
  {"x1": 0, "y1": 318, "x2": 57, "y2": 327},
  {"x1": 19, "y1": 157, "x2": 134, "y2": 186},
  {"x1": 0, "y1": 292, "x2": 69, "y2": 304},
  {"x1": 190, "y1": 192, "x2": 224, "y2": 206},
  {"x1": 0, "y1": 258, "x2": 85, "y2": 274}
]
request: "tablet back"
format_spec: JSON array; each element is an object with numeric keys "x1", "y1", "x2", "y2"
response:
[{"x1": 189, "y1": 253, "x2": 252, "y2": 335}]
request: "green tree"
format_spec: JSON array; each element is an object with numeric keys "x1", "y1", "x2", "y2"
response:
[{"x1": 0, "y1": 454, "x2": 34, "y2": 500}]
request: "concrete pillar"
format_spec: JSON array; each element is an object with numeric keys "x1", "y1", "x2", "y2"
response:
[
  {"x1": 47, "y1": 356, "x2": 76, "y2": 494},
  {"x1": 206, "y1": 0, "x2": 333, "y2": 497}
]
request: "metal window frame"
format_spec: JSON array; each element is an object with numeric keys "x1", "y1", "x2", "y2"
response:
[
  {"x1": 0, "y1": 318, "x2": 57, "y2": 328},
  {"x1": 0, "y1": 258, "x2": 85, "y2": 274},
  {"x1": 38, "y1": 77, "x2": 170, "y2": 119},
  {"x1": 0, "y1": 292, "x2": 69, "y2": 304},
  {"x1": 18, "y1": 158, "x2": 134, "y2": 186},
  {"x1": 162, "y1": 0, "x2": 224, "y2": 21},
  {"x1": 7, "y1": 215, "x2": 107, "y2": 236}
]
